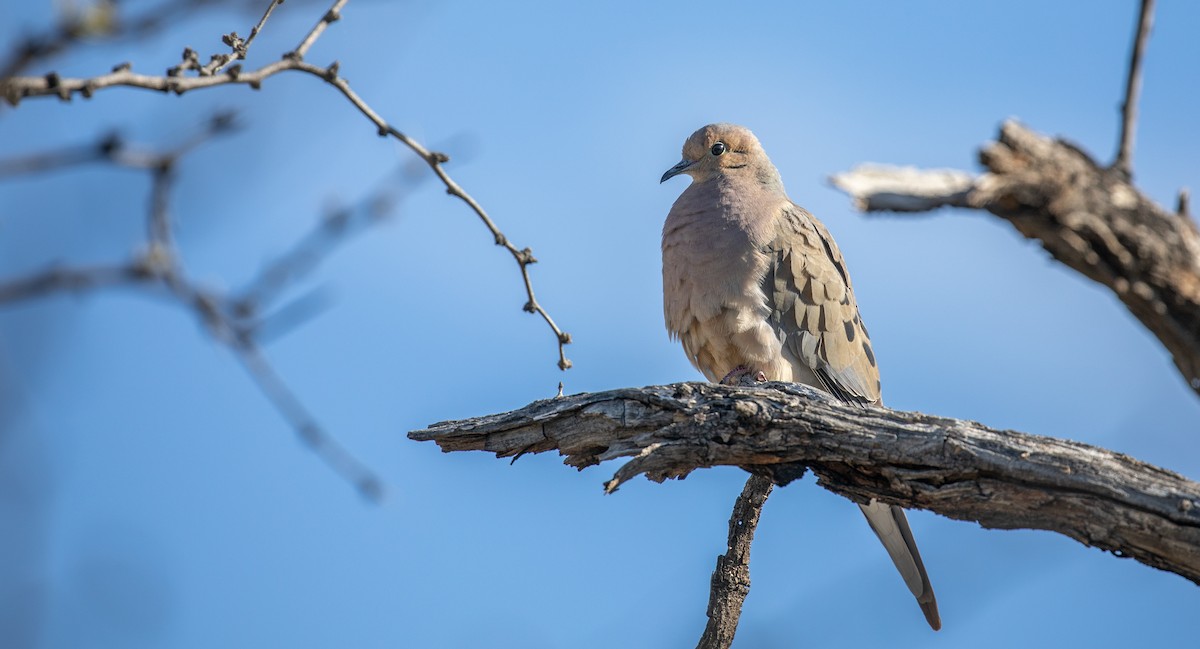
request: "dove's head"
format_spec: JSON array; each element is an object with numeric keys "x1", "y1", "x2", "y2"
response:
[{"x1": 660, "y1": 123, "x2": 775, "y2": 185}]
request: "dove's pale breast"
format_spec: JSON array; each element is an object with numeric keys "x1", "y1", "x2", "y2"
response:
[{"x1": 662, "y1": 175, "x2": 818, "y2": 386}]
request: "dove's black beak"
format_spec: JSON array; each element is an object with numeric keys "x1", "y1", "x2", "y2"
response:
[{"x1": 660, "y1": 159, "x2": 695, "y2": 183}]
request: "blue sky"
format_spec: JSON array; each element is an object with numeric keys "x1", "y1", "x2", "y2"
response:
[{"x1": 2, "y1": 1, "x2": 1199, "y2": 647}]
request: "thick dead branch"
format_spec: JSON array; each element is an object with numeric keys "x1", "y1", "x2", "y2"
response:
[
  {"x1": 410, "y1": 381, "x2": 1200, "y2": 586},
  {"x1": 832, "y1": 120, "x2": 1200, "y2": 398}
]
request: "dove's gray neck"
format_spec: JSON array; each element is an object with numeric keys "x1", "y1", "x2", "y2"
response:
[{"x1": 750, "y1": 161, "x2": 786, "y2": 194}]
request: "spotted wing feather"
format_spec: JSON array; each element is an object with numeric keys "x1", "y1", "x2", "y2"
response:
[{"x1": 764, "y1": 204, "x2": 881, "y2": 405}]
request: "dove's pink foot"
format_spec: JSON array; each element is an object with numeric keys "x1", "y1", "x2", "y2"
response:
[{"x1": 720, "y1": 366, "x2": 769, "y2": 386}]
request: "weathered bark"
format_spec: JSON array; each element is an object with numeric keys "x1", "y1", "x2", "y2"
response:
[
  {"x1": 696, "y1": 475, "x2": 773, "y2": 649},
  {"x1": 831, "y1": 120, "x2": 1200, "y2": 398},
  {"x1": 410, "y1": 381, "x2": 1200, "y2": 586}
]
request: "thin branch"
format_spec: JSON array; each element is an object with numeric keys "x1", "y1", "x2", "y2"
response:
[
  {"x1": 250, "y1": 287, "x2": 334, "y2": 344},
  {"x1": 0, "y1": 138, "x2": 114, "y2": 177},
  {"x1": 3, "y1": 56, "x2": 305, "y2": 102},
  {"x1": 0, "y1": 117, "x2": 384, "y2": 500},
  {"x1": 697, "y1": 475, "x2": 773, "y2": 649},
  {"x1": 232, "y1": 339, "x2": 384, "y2": 500},
  {"x1": 233, "y1": 206, "x2": 354, "y2": 314},
  {"x1": 385, "y1": 127, "x2": 574, "y2": 369},
  {"x1": 410, "y1": 381, "x2": 1200, "y2": 586},
  {"x1": 155, "y1": 228, "x2": 384, "y2": 500},
  {"x1": 232, "y1": 166, "x2": 404, "y2": 319},
  {"x1": 0, "y1": 112, "x2": 236, "y2": 179},
  {"x1": 0, "y1": 0, "x2": 244, "y2": 82},
  {"x1": 2, "y1": 7, "x2": 573, "y2": 371},
  {"x1": 0, "y1": 263, "x2": 151, "y2": 303},
  {"x1": 0, "y1": 261, "x2": 385, "y2": 504},
  {"x1": 200, "y1": 0, "x2": 288, "y2": 76},
  {"x1": 291, "y1": 0, "x2": 347, "y2": 59},
  {"x1": 1113, "y1": 0, "x2": 1156, "y2": 178},
  {"x1": 148, "y1": 162, "x2": 176, "y2": 246},
  {"x1": 244, "y1": 0, "x2": 286, "y2": 51}
]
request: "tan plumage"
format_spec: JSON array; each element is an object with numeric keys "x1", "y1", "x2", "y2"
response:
[{"x1": 660, "y1": 123, "x2": 940, "y2": 630}]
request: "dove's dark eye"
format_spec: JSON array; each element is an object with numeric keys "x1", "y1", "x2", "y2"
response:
[{"x1": 710, "y1": 142, "x2": 727, "y2": 156}]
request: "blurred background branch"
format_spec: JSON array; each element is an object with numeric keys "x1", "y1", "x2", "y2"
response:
[
  {"x1": 0, "y1": 114, "x2": 385, "y2": 498},
  {"x1": 0, "y1": 0, "x2": 572, "y2": 497},
  {"x1": 2, "y1": 0, "x2": 572, "y2": 371},
  {"x1": 0, "y1": 0, "x2": 260, "y2": 82}
]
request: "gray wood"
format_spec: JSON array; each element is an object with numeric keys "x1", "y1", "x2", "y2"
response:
[
  {"x1": 696, "y1": 475, "x2": 772, "y2": 649},
  {"x1": 411, "y1": 380, "x2": 1200, "y2": 585}
]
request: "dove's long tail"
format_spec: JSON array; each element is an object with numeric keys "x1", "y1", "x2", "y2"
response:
[{"x1": 858, "y1": 500, "x2": 941, "y2": 630}]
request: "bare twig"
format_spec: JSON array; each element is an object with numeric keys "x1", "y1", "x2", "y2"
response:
[
  {"x1": 291, "y1": 0, "x2": 347, "y2": 59},
  {"x1": 250, "y1": 287, "x2": 333, "y2": 344},
  {"x1": 410, "y1": 381, "x2": 1200, "y2": 586},
  {"x1": 0, "y1": 263, "x2": 151, "y2": 303},
  {"x1": 1113, "y1": 0, "x2": 1156, "y2": 177},
  {"x1": 150, "y1": 256, "x2": 385, "y2": 500},
  {"x1": 148, "y1": 163, "x2": 176, "y2": 246},
  {"x1": 2, "y1": 3, "x2": 573, "y2": 371},
  {"x1": 384, "y1": 124, "x2": 574, "y2": 369},
  {"x1": 0, "y1": 138, "x2": 114, "y2": 176},
  {"x1": 200, "y1": 0, "x2": 288, "y2": 76},
  {"x1": 136, "y1": 113, "x2": 240, "y2": 246},
  {"x1": 233, "y1": 339, "x2": 383, "y2": 500},
  {"x1": 232, "y1": 166, "x2": 406, "y2": 319},
  {"x1": 0, "y1": 119, "x2": 384, "y2": 500},
  {"x1": 0, "y1": 114, "x2": 235, "y2": 183},
  {"x1": 0, "y1": 0, "x2": 242, "y2": 82},
  {"x1": 697, "y1": 475, "x2": 773, "y2": 649},
  {"x1": 4, "y1": 56, "x2": 302, "y2": 101},
  {"x1": 1179, "y1": 188, "x2": 1191, "y2": 219},
  {"x1": 244, "y1": 0, "x2": 286, "y2": 50}
]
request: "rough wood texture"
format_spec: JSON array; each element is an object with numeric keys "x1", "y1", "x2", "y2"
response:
[
  {"x1": 697, "y1": 475, "x2": 773, "y2": 649},
  {"x1": 829, "y1": 165, "x2": 975, "y2": 213},
  {"x1": 410, "y1": 381, "x2": 1200, "y2": 585},
  {"x1": 832, "y1": 120, "x2": 1200, "y2": 398}
]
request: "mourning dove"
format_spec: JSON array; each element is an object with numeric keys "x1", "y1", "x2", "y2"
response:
[{"x1": 660, "y1": 123, "x2": 941, "y2": 631}]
